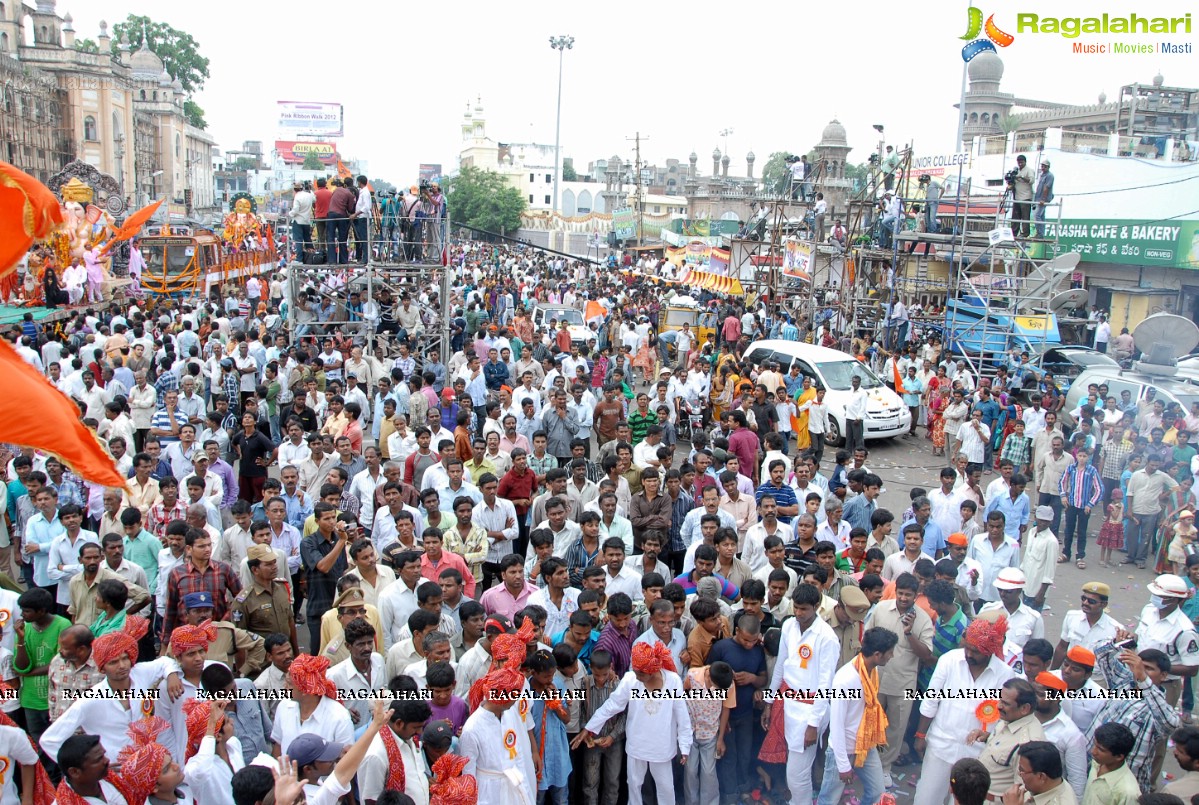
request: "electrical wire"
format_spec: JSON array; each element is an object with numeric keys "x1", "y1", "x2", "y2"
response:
[{"x1": 1054, "y1": 172, "x2": 1199, "y2": 197}]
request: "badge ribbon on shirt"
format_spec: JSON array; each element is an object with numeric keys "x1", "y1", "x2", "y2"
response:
[
  {"x1": 503, "y1": 728, "x2": 518, "y2": 760},
  {"x1": 798, "y1": 644, "x2": 812, "y2": 670}
]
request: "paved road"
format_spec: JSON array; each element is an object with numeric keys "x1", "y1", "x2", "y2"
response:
[{"x1": 862, "y1": 430, "x2": 1187, "y2": 792}]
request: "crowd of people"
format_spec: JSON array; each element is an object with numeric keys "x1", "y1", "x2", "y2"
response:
[{"x1": 0, "y1": 237, "x2": 1195, "y2": 805}]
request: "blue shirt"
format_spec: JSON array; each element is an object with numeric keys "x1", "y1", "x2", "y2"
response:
[
  {"x1": 902, "y1": 517, "x2": 946, "y2": 557},
  {"x1": 551, "y1": 628, "x2": 600, "y2": 672},
  {"x1": 25, "y1": 511, "x2": 65, "y2": 587},
  {"x1": 983, "y1": 491, "x2": 1031, "y2": 540},
  {"x1": 755, "y1": 481, "x2": 798, "y2": 525},
  {"x1": 975, "y1": 399, "x2": 1001, "y2": 429},
  {"x1": 842, "y1": 494, "x2": 878, "y2": 534},
  {"x1": 281, "y1": 490, "x2": 313, "y2": 530}
]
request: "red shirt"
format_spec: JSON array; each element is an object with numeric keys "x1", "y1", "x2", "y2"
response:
[
  {"x1": 497, "y1": 468, "x2": 538, "y2": 516},
  {"x1": 313, "y1": 187, "x2": 333, "y2": 218},
  {"x1": 420, "y1": 550, "x2": 476, "y2": 598},
  {"x1": 728, "y1": 428, "x2": 761, "y2": 484},
  {"x1": 556, "y1": 328, "x2": 572, "y2": 353}
]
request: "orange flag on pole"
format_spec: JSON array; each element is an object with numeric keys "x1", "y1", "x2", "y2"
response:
[
  {"x1": 893, "y1": 356, "x2": 905, "y2": 391},
  {"x1": 99, "y1": 198, "x2": 163, "y2": 255},
  {"x1": 0, "y1": 339, "x2": 124, "y2": 487},
  {"x1": 0, "y1": 160, "x2": 64, "y2": 275}
]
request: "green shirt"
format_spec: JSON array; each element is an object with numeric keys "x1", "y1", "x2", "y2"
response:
[
  {"x1": 92, "y1": 609, "x2": 126, "y2": 638},
  {"x1": 15, "y1": 615, "x2": 70, "y2": 710},
  {"x1": 1174, "y1": 445, "x2": 1197, "y2": 467},
  {"x1": 124, "y1": 529, "x2": 161, "y2": 590},
  {"x1": 628, "y1": 410, "x2": 656, "y2": 445}
]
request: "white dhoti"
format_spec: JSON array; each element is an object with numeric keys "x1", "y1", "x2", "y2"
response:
[
  {"x1": 783, "y1": 698, "x2": 821, "y2": 805},
  {"x1": 460, "y1": 705, "x2": 536, "y2": 805}
]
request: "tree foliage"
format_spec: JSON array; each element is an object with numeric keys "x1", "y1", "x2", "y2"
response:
[
  {"x1": 301, "y1": 152, "x2": 325, "y2": 170},
  {"x1": 562, "y1": 159, "x2": 577, "y2": 182},
  {"x1": 112, "y1": 15, "x2": 209, "y2": 92},
  {"x1": 446, "y1": 166, "x2": 526, "y2": 235},
  {"x1": 182, "y1": 99, "x2": 206, "y2": 130},
  {"x1": 760, "y1": 151, "x2": 797, "y2": 196},
  {"x1": 74, "y1": 38, "x2": 100, "y2": 53},
  {"x1": 371, "y1": 179, "x2": 397, "y2": 195}
]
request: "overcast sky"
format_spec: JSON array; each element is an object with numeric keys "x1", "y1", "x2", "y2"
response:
[{"x1": 69, "y1": 0, "x2": 1196, "y2": 182}]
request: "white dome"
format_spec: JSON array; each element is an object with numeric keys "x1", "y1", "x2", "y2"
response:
[
  {"x1": 1153, "y1": 72, "x2": 1164, "y2": 87},
  {"x1": 129, "y1": 41, "x2": 164, "y2": 78},
  {"x1": 968, "y1": 50, "x2": 1004, "y2": 83},
  {"x1": 820, "y1": 119, "x2": 847, "y2": 145}
]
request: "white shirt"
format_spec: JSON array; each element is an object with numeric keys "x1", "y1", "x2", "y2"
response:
[
  {"x1": 814, "y1": 517, "x2": 850, "y2": 551},
  {"x1": 377, "y1": 580, "x2": 421, "y2": 651},
  {"x1": 584, "y1": 669, "x2": 694, "y2": 762},
  {"x1": 603, "y1": 564, "x2": 643, "y2": 601},
  {"x1": 40, "y1": 657, "x2": 180, "y2": 762},
  {"x1": 278, "y1": 440, "x2": 312, "y2": 467},
  {"x1": 919, "y1": 650, "x2": 1016, "y2": 761},
  {"x1": 184, "y1": 735, "x2": 244, "y2": 805},
  {"x1": 1135, "y1": 604, "x2": 1199, "y2": 670},
  {"x1": 742, "y1": 520, "x2": 794, "y2": 574},
  {"x1": 349, "y1": 468, "x2": 386, "y2": 529},
  {"x1": 769, "y1": 616, "x2": 840, "y2": 746},
  {"x1": 357, "y1": 728, "x2": 430, "y2": 805},
  {"x1": 327, "y1": 653, "x2": 387, "y2": 727},
  {"x1": 269, "y1": 696, "x2": 354, "y2": 757},
  {"x1": 528, "y1": 586, "x2": 580, "y2": 639},
  {"x1": 1059, "y1": 609, "x2": 1120, "y2": 656},
  {"x1": 1040, "y1": 710, "x2": 1088, "y2": 800},
  {"x1": 0, "y1": 724, "x2": 37, "y2": 805},
  {"x1": 1022, "y1": 407, "x2": 1047, "y2": 438},
  {"x1": 929, "y1": 488, "x2": 965, "y2": 540},
  {"x1": 844, "y1": 388, "x2": 868, "y2": 420},
  {"x1": 827, "y1": 660, "x2": 869, "y2": 774},
  {"x1": 958, "y1": 420, "x2": 991, "y2": 463},
  {"x1": 1020, "y1": 528, "x2": 1058, "y2": 598},
  {"x1": 978, "y1": 602, "x2": 1046, "y2": 673}
]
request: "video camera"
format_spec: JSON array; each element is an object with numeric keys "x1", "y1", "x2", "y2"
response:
[{"x1": 1004, "y1": 168, "x2": 1019, "y2": 186}]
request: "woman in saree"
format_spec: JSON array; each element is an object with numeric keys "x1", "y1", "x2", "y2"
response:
[
  {"x1": 793, "y1": 376, "x2": 817, "y2": 451},
  {"x1": 929, "y1": 384, "x2": 951, "y2": 456},
  {"x1": 710, "y1": 363, "x2": 734, "y2": 422}
]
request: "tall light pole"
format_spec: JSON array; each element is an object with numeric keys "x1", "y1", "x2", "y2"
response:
[{"x1": 549, "y1": 35, "x2": 574, "y2": 216}]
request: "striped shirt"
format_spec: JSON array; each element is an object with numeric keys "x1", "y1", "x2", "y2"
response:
[
  {"x1": 1058, "y1": 462, "x2": 1104, "y2": 510},
  {"x1": 1000, "y1": 434, "x2": 1032, "y2": 468},
  {"x1": 595, "y1": 621, "x2": 638, "y2": 677},
  {"x1": 581, "y1": 673, "x2": 626, "y2": 739},
  {"x1": 755, "y1": 482, "x2": 799, "y2": 525},
  {"x1": 1100, "y1": 439, "x2": 1132, "y2": 481},
  {"x1": 921, "y1": 607, "x2": 968, "y2": 688}
]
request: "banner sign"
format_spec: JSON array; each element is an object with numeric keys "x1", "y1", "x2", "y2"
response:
[
  {"x1": 274, "y1": 141, "x2": 337, "y2": 165},
  {"x1": 660, "y1": 228, "x2": 724, "y2": 248},
  {"x1": 665, "y1": 241, "x2": 731, "y2": 274},
  {"x1": 419, "y1": 164, "x2": 443, "y2": 182},
  {"x1": 277, "y1": 101, "x2": 344, "y2": 137},
  {"x1": 1038, "y1": 218, "x2": 1199, "y2": 269},
  {"x1": 782, "y1": 238, "x2": 812, "y2": 280},
  {"x1": 612, "y1": 209, "x2": 636, "y2": 240},
  {"x1": 908, "y1": 151, "x2": 970, "y2": 179}
]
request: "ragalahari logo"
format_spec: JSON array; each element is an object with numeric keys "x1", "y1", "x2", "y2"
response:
[{"x1": 960, "y1": 7, "x2": 1015, "y2": 62}]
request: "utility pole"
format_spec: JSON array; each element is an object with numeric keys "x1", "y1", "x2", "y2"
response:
[
  {"x1": 549, "y1": 35, "x2": 574, "y2": 217},
  {"x1": 626, "y1": 131, "x2": 649, "y2": 245}
]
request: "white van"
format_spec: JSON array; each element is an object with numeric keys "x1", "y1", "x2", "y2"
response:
[{"x1": 744, "y1": 340, "x2": 911, "y2": 445}]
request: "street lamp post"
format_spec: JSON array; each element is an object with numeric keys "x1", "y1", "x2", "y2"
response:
[{"x1": 549, "y1": 35, "x2": 574, "y2": 217}]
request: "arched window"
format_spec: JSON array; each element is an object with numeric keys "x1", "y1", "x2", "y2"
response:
[
  {"x1": 561, "y1": 189, "x2": 576, "y2": 217},
  {"x1": 1, "y1": 33, "x2": 8, "y2": 52},
  {"x1": 83, "y1": 116, "x2": 97, "y2": 141},
  {"x1": 969, "y1": 112, "x2": 978, "y2": 124},
  {"x1": 140, "y1": 89, "x2": 146, "y2": 100},
  {"x1": 578, "y1": 189, "x2": 593, "y2": 214}
]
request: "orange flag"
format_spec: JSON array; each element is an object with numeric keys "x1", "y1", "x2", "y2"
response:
[
  {"x1": 893, "y1": 357, "x2": 905, "y2": 391},
  {"x1": 0, "y1": 339, "x2": 124, "y2": 487},
  {"x1": 0, "y1": 160, "x2": 64, "y2": 275},
  {"x1": 100, "y1": 198, "x2": 163, "y2": 254}
]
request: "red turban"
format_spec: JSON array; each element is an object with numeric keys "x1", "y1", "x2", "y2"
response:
[
  {"x1": 964, "y1": 616, "x2": 1007, "y2": 659},
  {"x1": 288, "y1": 654, "x2": 338, "y2": 699},
  {"x1": 116, "y1": 717, "x2": 173, "y2": 805},
  {"x1": 469, "y1": 666, "x2": 525, "y2": 712},
  {"x1": 490, "y1": 616, "x2": 536, "y2": 670},
  {"x1": 631, "y1": 641, "x2": 676, "y2": 675},
  {"x1": 93, "y1": 615, "x2": 149, "y2": 670},
  {"x1": 182, "y1": 698, "x2": 225, "y2": 761},
  {"x1": 430, "y1": 753, "x2": 477, "y2": 805},
  {"x1": 169, "y1": 620, "x2": 217, "y2": 657}
]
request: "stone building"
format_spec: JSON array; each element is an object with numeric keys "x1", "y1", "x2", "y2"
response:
[{"x1": 0, "y1": 1, "x2": 216, "y2": 217}]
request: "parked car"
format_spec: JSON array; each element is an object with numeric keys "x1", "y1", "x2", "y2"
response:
[
  {"x1": 743, "y1": 340, "x2": 910, "y2": 445},
  {"x1": 531, "y1": 304, "x2": 591, "y2": 348},
  {"x1": 1059, "y1": 366, "x2": 1199, "y2": 429}
]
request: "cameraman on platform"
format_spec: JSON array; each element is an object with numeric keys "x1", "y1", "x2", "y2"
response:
[{"x1": 1010, "y1": 154, "x2": 1035, "y2": 238}]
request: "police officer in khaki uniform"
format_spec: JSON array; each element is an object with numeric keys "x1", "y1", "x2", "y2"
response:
[
  {"x1": 230, "y1": 543, "x2": 298, "y2": 653},
  {"x1": 966, "y1": 677, "x2": 1046, "y2": 799},
  {"x1": 182, "y1": 590, "x2": 268, "y2": 675},
  {"x1": 321, "y1": 586, "x2": 371, "y2": 666},
  {"x1": 826, "y1": 585, "x2": 870, "y2": 667}
]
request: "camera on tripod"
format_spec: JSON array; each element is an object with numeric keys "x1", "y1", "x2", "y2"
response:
[{"x1": 1003, "y1": 168, "x2": 1019, "y2": 185}]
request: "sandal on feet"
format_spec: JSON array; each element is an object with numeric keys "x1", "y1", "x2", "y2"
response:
[{"x1": 1076, "y1": 559, "x2": 1086, "y2": 569}]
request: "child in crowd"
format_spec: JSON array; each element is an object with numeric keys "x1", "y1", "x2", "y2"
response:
[{"x1": 1096, "y1": 489, "x2": 1124, "y2": 568}]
